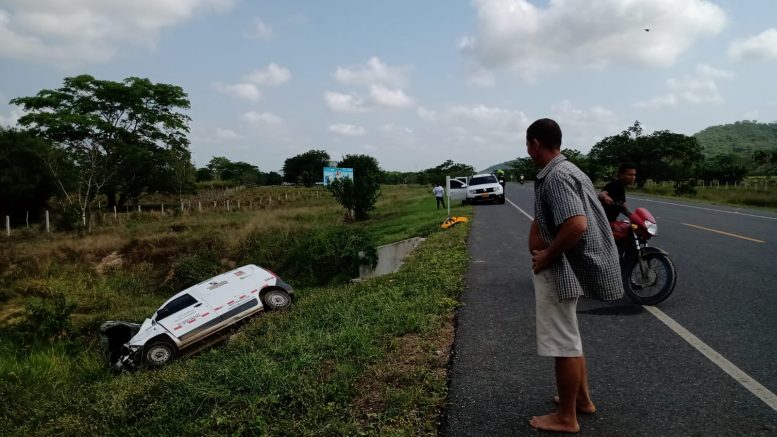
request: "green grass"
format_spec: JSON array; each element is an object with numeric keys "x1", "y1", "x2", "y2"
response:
[
  {"x1": 635, "y1": 183, "x2": 777, "y2": 211},
  {"x1": 0, "y1": 184, "x2": 472, "y2": 436}
]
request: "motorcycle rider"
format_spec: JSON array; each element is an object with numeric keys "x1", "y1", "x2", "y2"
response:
[{"x1": 598, "y1": 163, "x2": 637, "y2": 222}]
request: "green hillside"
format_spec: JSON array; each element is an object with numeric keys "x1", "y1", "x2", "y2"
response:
[{"x1": 694, "y1": 120, "x2": 777, "y2": 157}]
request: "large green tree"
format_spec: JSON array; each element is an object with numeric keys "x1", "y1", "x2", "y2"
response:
[
  {"x1": 11, "y1": 75, "x2": 192, "y2": 226},
  {"x1": 328, "y1": 154, "x2": 382, "y2": 221},
  {"x1": 418, "y1": 160, "x2": 475, "y2": 185},
  {"x1": 589, "y1": 121, "x2": 703, "y2": 186},
  {"x1": 283, "y1": 149, "x2": 331, "y2": 187},
  {"x1": 0, "y1": 128, "x2": 61, "y2": 222}
]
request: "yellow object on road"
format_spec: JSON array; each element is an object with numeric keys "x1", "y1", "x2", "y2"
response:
[{"x1": 441, "y1": 216, "x2": 469, "y2": 229}]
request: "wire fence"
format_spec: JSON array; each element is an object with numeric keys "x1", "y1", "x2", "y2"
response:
[{"x1": 4, "y1": 186, "x2": 331, "y2": 237}]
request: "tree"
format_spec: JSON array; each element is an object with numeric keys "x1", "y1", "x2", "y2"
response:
[
  {"x1": 0, "y1": 128, "x2": 60, "y2": 222},
  {"x1": 418, "y1": 160, "x2": 475, "y2": 185},
  {"x1": 508, "y1": 157, "x2": 538, "y2": 181},
  {"x1": 11, "y1": 75, "x2": 191, "y2": 227},
  {"x1": 264, "y1": 171, "x2": 283, "y2": 185},
  {"x1": 328, "y1": 154, "x2": 382, "y2": 221},
  {"x1": 589, "y1": 121, "x2": 703, "y2": 186},
  {"x1": 283, "y1": 149, "x2": 330, "y2": 187}
]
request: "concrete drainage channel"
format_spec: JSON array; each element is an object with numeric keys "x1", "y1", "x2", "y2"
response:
[{"x1": 356, "y1": 237, "x2": 426, "y2": 280}]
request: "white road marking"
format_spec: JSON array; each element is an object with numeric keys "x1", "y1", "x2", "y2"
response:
[
  {"x1": 506, "y1": 195, "x2": 777, "y2": 413},
  {"x1": 631, "y1": 196, "x2": 777, "y2": 221},
  {"x1": 506, "y1": 198, "x2": 533, "y2": 220},
  {"x1": 645, "y1": 306, "x2": 777, "y2": 412}
]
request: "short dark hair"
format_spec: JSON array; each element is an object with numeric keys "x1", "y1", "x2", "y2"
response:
[
  {"x1": 526, "y1": 118, "x2": 562, "y2": 149},
  {"x1": 618, "y1": 163, "x2": 636, "y2": 174}
]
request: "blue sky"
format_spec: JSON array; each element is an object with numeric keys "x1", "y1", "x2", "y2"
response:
[{"x1": 1, "y1": 0, "x2": 776, "y2": 173}]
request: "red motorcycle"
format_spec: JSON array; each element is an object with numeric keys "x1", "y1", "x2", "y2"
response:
[{"x1": 610, "y1": 204, "x2": 676, "y2": 305}]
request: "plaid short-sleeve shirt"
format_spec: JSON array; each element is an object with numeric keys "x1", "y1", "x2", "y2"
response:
[{"x1": 534, "y1": 154, "x2": 623, "y2": 302}]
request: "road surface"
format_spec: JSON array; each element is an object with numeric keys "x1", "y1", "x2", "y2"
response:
[{"x1": 444, "y1": 182, "x2": 777, "y2": 436}]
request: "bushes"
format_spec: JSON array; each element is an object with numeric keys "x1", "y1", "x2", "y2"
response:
[{"x1": 237, "y1": 226, "x2": 377, "y2": 287}]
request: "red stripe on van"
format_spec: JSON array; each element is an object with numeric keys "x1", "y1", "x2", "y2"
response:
[
  {"x1": 227, "y1": 300, "x2": 235, "y2": 305},
  {"x1": 251, "y1": 289, "x2": 258, "y2": 294},
  {"x1": 214, "y1": 306, "x2": 223, "y2": 311},
  {"x1": 201, "y1": 312, "x2": 209, "y2": 317},
  {"x1": 174, "y1": 325, "x2": 182, "y2": 330}
]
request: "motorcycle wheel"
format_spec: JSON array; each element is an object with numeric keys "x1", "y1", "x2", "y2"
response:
[{"x1": 622, "y1": 252, "x2": 676, "y2": 305}]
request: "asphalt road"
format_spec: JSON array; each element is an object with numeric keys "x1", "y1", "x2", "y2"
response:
[{"x1": 444, "y1": 182, "x2": 777, "y2": 436}]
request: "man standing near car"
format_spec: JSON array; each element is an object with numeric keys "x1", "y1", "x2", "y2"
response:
[
  {"x1": 599, "y1": 163, "x2": 637, "y2": 222},
  {"x1": 526, "y1": 118, "x2": 623, "y2": 433},
  {"x1": 432, "y1": 183, "x2": 446, "y2": 209}
]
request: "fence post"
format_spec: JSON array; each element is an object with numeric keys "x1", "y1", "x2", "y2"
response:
[
  {"x1": 213, "y1": 201, "x2": 217, "y2": 209},
  {"x1": 5, "y1": 215, "x2": 9, "y2": 236},
  {"x1": 26, "y1": 211, "x2": 29, "y2": 229},
  {"x1": 198, "y1": 201, "x2": 202, "y2": 213},
  {"x1": 162, "y1": 203, "x2": 165, "y2": 214},
  {"x1": 46, "y1": 210, "x2": 50, "y2": 233},
  {"x1": 227, "y1": 199, "x2": 231, "y2": 212},
  {"x1": 237, "y1": 200, "x2": 241, "y2": 210},
  {"x1": 285, "y1": 192, "x2": 288, "y2": 201},
  {"x1": 114, "y1": 206, "x2": 117, "y2": 219}
]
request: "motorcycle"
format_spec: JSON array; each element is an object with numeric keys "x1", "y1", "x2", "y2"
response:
[{"x1": 610, "y1": 203, "x2": 676, "y2": 305}]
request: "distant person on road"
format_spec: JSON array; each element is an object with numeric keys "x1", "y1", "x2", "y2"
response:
[
  {"x1": 526, "y1": 118, "x2": 623, "y2": 433},
  {"x1": 433, "y1": 183, "x2": 446, "y2": 209},
  {"x1": 598, "y1": 163, "x2": 637, "y2": 222}
]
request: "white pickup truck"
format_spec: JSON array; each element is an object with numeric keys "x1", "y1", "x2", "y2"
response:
[{"x1": 101, "y1": 264, "x2": 293, "y2": 371}]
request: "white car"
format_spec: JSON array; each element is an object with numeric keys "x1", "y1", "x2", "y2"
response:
[
  {"x1": 101, "y1": 264, "x2": 293, "y2": 370},
  {"x1": 465, "y1": 173, "x2": 505, "y2": 204}
]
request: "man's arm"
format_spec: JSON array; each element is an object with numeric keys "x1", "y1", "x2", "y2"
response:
[
  {"x1": 598, "y1": 190, "x2": 613, "y2": 205},
  {"x1": 531, "y1": 215, "x2": 587, "y2": 273},
  {"x1": 529, "y1": 219, "x2": 547, "y2": 253}
]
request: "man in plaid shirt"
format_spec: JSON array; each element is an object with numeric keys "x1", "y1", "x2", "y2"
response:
[{"x1": 526, "y1": 118, "x2": 623, "y2": 433}]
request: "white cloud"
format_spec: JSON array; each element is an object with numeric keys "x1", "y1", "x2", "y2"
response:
[
  {"x1": 241, "y1": 111, "x2": 283, "y2": 124},
  {"x1": 246, "y1": 17, "x2": 273, "y2": 40},
  {"x1": 467, "y1": 69, "x2": 495, "y2": 87},
  {"x1": 462, "y1": 0, "x2": 726, "y2": 80},
  {"x1": 380, "y1": 124, "x2": 413, "y2": 134},
  {"x1": 368, "y1": 85, "x2": 413, "y2": 108},
  {"x1": 0, "y1": 0, "x2": 235, "y2": 66},
  {"x1": 324, "y1": 91, "x2": 368, "y2": 113},
  {"x1": 549, "y1": 100, "x2": 620, "y2": 151},
  {"x1": 215, "y1": 82, "x2": 262, "y2": 101},
  {"x1": 728, "y1": 28, "x2": 777, "y2": 61},
  {"x1": 334, "y1": 56, "x2": 410, "y2": 87},
  {"x1": 329, "y1": 123, "x2": 366, "y2": 136},
  {"x1": 635, "y1": 64, "x2": 734, "y2": 109},
  {"x1": 245, "y1": 63, "x2": 291, "y2": 86},
  {"x1": 216, "y1": 128, "x2": 241, "y2": 139},
  {"x1": 416, "y1": 107, "x2": 439, "y2": 122}
]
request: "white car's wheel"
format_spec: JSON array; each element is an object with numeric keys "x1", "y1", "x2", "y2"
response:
[
  {"x1": 144, "y1": 340, "x2": 177, "y2": 367},
  {"x1": 262, "y1": 289, "x2": 292, "y2": 310}
]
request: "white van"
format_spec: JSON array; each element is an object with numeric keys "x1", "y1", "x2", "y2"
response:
[{"x1": 102, "y1": 264, "x2": 293, "y2": 370}]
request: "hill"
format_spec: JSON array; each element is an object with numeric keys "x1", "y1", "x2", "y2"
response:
[
  {"x1": 693, "y1": 120, "x2": 777, "y2": 157},
  {"x1": 479, "y1": 161, "x2": 516, "y2": 174}
]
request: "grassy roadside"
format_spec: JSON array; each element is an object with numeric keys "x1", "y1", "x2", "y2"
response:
[
  {"x1": 0, "y1": 185, "x2": 473, "y2": 436},
  {"x1": 631, "y1": 184, "x2": 777, "y2": 212}
]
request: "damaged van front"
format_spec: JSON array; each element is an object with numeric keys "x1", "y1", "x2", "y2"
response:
[{"x1": 100, "y1": 264, "x2": 294, "y2": 371}]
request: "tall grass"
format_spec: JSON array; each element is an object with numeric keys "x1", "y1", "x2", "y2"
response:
[{"x1": 0, "y1": 184, "x2": 472, "y2": 435}]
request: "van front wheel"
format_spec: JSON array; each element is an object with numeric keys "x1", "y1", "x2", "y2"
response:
[{"x1": 144, "y1": 340, "x2": 177, "y2": 368}]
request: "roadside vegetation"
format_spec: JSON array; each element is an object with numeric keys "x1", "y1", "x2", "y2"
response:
[{"x1": 0, "y1": 185, "x2": 472, "y2": 436}]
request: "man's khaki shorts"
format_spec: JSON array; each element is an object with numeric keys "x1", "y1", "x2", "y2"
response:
[{"x1": 533, "y1": 269, "x2": 583, "y2": 357}]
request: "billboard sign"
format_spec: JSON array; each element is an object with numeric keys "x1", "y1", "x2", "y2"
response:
[{"x1": 323, "y1": 167, "x2": 354, "y2": 186}]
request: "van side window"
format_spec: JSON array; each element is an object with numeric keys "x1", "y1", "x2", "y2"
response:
[{"x1": 157, "y1": 294, "x2": 197, "y2": 321}]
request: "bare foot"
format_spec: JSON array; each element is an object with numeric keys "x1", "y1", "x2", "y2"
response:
[
  {"x1": 529, "y1": 412, "x2": 580, "y2": 433},
  {"x1": 553, "y1": 395, "x2": 597, "y2": 414}
]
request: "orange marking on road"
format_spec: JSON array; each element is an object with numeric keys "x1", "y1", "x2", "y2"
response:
[{"x1": 682, "y1": 223, "x2": 765, "y2": 243}]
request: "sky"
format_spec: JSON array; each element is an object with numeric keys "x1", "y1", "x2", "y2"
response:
[{"x1": 1, "y1": 0, "x2": 776, "y2": 173}]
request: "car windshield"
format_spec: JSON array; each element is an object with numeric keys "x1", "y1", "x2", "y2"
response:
[{"x1": 469, "y1": 175, "x2": 497, "y2": 185}]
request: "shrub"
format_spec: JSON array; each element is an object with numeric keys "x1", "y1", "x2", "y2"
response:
[
  {"x1": 237, "y1": 226, "x2": 378, "y2": 287},
  {"x1": 15, "y1": 293, "x2": 75, "y2": 343}
]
